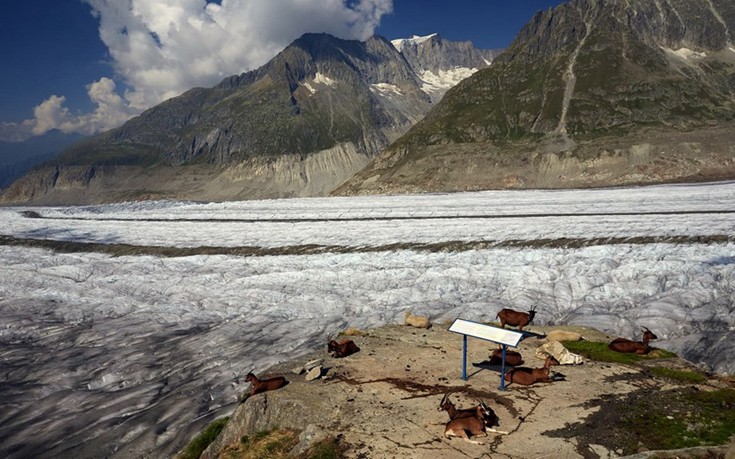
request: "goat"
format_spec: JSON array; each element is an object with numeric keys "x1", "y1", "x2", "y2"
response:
[
  {"x1": 438, "y1": 393, "x2": 507, "y2": 434},
  {"x1": 489, "y1": 347, "x2": 524, "y2": 366},
  {"x1": 245, "y1": 372, "x2": 288, "y2": 395},
  {"x1": 545, "y1": 330, "x2": 584, "y2": 342},
  {"x1": 496, "y1": 307, "x2": 536, "y2": 330},
  {"x1": 504, "y1": 356, "x2": 558, "y2": 386},
  {"x1": 443, "y1": 404, "x2": 488, "y2": 444},
  {"x1": 327, "y1": 338, "x2": 360, "y2": 358},
  {"x1": 403, "y1": 310, "x2": 431, "y2": 329},
  {"x1": 608, "y1": 327, "x2": 657, "y2": 354}
]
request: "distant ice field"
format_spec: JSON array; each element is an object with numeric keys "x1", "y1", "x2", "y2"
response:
[
  {"x1": 0, "y1": 181, "x2": 734, "y2": 458},
  {"x1": 3, "y1": 181, "x2": 735, "y2": 248}
]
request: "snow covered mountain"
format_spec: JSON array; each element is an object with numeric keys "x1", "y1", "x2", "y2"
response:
[
  {"x1": 0, "y1": 33, "x2": 495, "y2": 205},
  {"x1": 337, "y1": 0, "x2": 735, "y2": 196},
  {"x1": 392, "y1": 33, "x2": 499, "y2": 103}
]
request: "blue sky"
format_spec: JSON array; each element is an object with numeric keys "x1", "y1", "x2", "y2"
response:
[{"x1": 0, "y1": 0, "x2": 563, "y2": 142}]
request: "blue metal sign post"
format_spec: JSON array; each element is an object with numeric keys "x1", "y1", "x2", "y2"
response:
[
  {"x1": 500, "y1": 344, "x2": 507, "y2": 390},
  {"x1": 462, "y1": 335, "x2": 468, "y2": 381},
  {"x1": 449, "y1": 319, "x2": 524, "y2": 391}
]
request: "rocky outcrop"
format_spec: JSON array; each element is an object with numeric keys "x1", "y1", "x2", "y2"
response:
[
  {"x1": 1, "y1": 142, "x2": 372, "y2": 204},
  {"x1": 195, "y1": 325, "x2": 735, "y2": 459},
  {"x1": 334, "y1": 122, "x2": 735, "y2": 195}
]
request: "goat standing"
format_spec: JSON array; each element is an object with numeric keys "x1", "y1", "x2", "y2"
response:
[
  {"x1": 608, "y1": 327, "x2": 657, "y2": 354},
  {"x1": 496, "y1": 307, "x2": 536, "y2": 330}
]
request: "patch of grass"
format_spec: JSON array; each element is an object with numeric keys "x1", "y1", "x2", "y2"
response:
[
  {"x1": 178, "y1": 416, "x2": 230, "y2": 459},
  {"x1": 547, "y1": 387, "x2": 735, "y2": 455},
  {"x1": 222, "y1": 429, "x2": 299, "y2": 459},
  {"x1": 220, "y1": 429, "x2": 342, "y2": 459},
  {"x1": 304, "y1": 438, "x2": 343, "y2": 459},
  {"x1": 563, "y1": 340, "x2": 676, "y2": 365},
  {"x1": 649, "y1": 367, "x2": 708, "y2": 384},
  {"x1": 621, "y1": 388, "x2": 735, "y2": 453}
]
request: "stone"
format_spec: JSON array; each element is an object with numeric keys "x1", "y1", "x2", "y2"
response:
[
  {"x1": 289, "y1": 424, "x2": 328, "y2": 457},
  {"x1": 305, "y1": 366, "x2": 323, "y2": 381}
]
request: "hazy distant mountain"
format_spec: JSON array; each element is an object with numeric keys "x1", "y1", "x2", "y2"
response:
[
  {"x1": 0, "y1": 130, "x2": 83, "y2": 190},
  {"x1": 1, "y1": 33, "x2": 494, "y2": 205},
  {"x1": 337, "y1": 0, "x2": 735, "y2": 196}
]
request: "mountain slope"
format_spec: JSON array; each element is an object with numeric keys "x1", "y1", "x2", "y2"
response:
[
  {"x1": 0, "y1": 130, "x2": 83, "y2": 189},
  {"x1": 1, "y1": 33, "x2": 492, "y2": 205},
  {"x1": 336, "y1": 0, "x2": 735, "y2": 195}
]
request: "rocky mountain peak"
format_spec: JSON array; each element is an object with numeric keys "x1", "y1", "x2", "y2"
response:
[
  {"x1": 396, "y1": 0, "x2": 735, "y2": 145},
  {"x1": 335, "y1": 0, "x2": 735, "y2": 196},
  {"x1": 1, "y1": 32, "x2": 494, "y2": 205}
]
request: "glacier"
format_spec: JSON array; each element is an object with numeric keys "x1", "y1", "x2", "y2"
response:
[{"x1": 0, "y1": 181, "x2": 734, "y2": 458}]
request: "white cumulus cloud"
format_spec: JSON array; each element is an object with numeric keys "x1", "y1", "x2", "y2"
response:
[{"x1": 4, "y1": 0, "x2": 392, "y2": 142}]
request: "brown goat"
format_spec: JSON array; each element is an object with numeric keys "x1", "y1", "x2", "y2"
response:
[
  {"x1": 443, "y1": 405, "x2": 490, "y2": 445},
  {"x1": 438, "y1": 393, "x2": 500, "y2": 430},
  {"x1": 490, "y1": 348, "x2": 524, "y2": 366},
  {"x1": 245, "y1": 372, "x2": 288, "y2": 395},
  {"x1": 504, "y1": 356, "x2": 558, "y2": 386},
  {"x1": 327, "y1": 338, "x2": 360, "y2": 358},
  {"x1": 608, "y1": 327, "x2": 658, "y2": 354},
  {"x1": 496, "y1": 307, "x2": 536, "y2": 330}
]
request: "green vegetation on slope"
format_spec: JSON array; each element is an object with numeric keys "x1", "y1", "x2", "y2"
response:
[
  {"x1": 178, "y1": 416, "x2": 230, "y2": 459},
  {"x1": 562, "y1": 340, "x2": 677, "y2": 365},
  {"x1": 216, "y1": 428, "x2": 343, "y2": 459}
]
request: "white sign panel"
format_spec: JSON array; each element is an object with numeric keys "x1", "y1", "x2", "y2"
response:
[{"x1": 448, "y1": 318, "x2": 523, "y2": 347}]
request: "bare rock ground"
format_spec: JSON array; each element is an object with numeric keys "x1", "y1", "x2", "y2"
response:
[{"x1": 202, "y1": 324, "x2": 735, "y2": 459}]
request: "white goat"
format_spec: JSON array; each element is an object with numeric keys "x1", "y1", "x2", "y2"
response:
[
  {"x1": 404, "y1": 311, "x2": 431, "y2": 329},
  {"x1": 545, "y1": 330, "x2": 584, "y2": 342}
]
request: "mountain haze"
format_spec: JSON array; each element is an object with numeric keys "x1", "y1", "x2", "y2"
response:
[
  {"x1": 0, "y1": 33, "x2": 493, "y2": 205},
  {"x1": 0, "y1": 131, "x2": 83, "y2": 189},
  {"x1": 337, "y1": 0, "x2": 735, "y2": 195}
]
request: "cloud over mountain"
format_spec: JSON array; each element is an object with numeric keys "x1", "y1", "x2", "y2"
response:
[{"x1": 4, "y1": 0, "x2": 392, "y2": 141}]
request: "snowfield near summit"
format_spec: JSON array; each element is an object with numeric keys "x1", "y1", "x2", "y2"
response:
[{"x1": 1, "y1": 181, "x2": 735, "y2": 458}]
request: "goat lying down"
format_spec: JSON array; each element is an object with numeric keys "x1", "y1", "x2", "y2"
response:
[
  {"x1": 245, "y1": 372, "x2": 288, "y2": 396},
  {"x1": 608, "y1": 327, "x2": 657, "y2": 354},
  {"x1": 545, "y1": 329, "x2": 584, "y2": 342},
  {"x1": 439, "y1": 393, "x2": 508, "y2": 444},
  {"x1": 489, "y1": 347, "x2": 524, "y2": 366},
  {"x1": 327, "y1": 338, "x2": 360, "y2": 358},
  {"x1": 504, "y1": 356, "x2": 561, "y2": 386},
  {"x1": 403, "y1": 310, "x2": 432, "y2": 329}
]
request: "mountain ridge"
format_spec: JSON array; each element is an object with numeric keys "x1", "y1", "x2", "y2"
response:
[
  {"x1": 0, "y1": 33, "x2": 492, "y2": 205},
  {"x1": 336, "y1": 0, "x2": 735, "y2": 195}
]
